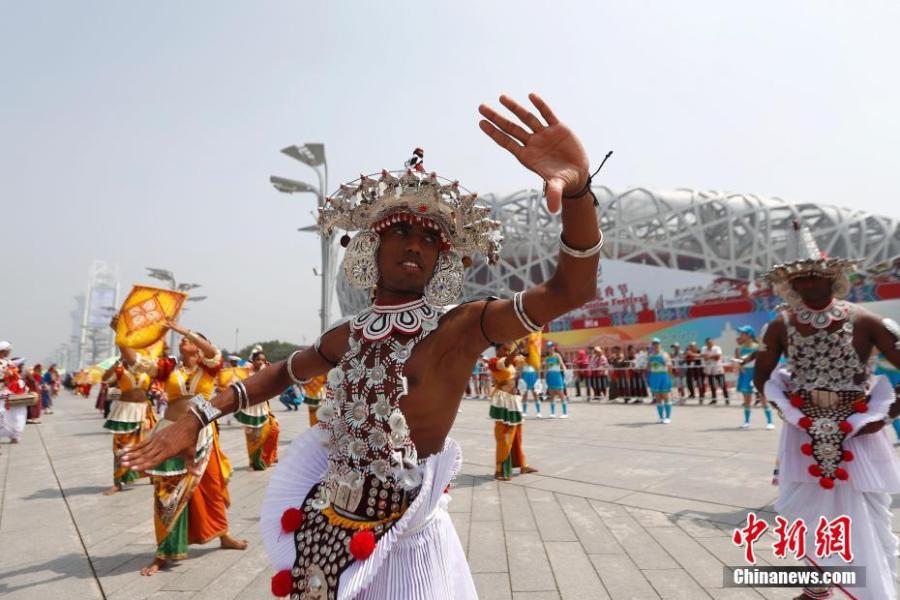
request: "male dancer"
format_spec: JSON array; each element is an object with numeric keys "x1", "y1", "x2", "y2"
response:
[
  {"x1": 124, "y1": 93, "x2": 602, "y2": 599},
  {"x1": 755, "y1": 222, "x2": 900, "y2": 600}
]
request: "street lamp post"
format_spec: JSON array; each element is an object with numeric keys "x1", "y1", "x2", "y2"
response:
[
  {"x1": 270, "y1": 143, "x2": 336, "y2": 333},
  {"x1": 145, "y1": 268, "x2": 207, "y2": 352}
]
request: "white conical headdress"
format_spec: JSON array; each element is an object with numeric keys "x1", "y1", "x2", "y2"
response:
[{"x1": 765, "y1": 220, "x2": 856, "y2": 285}]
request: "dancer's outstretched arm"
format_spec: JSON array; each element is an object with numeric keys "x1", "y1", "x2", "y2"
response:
[{"x1": 122, "y1": 328, "x2": 345, "y2": 472}]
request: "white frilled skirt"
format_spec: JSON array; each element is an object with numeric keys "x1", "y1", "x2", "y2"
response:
[
  {"x1": 766, "y1": 370, "x2": 900, "y2": 599},
  {"x1": 260, "y1": 426, "x2": 477, "y2": 599},
  {"x1": 0, "y1": 402, "x2": 27, "y2": 440},
  {"x1": 776, "y1": 482, "x2": 897, "y2": 600}
]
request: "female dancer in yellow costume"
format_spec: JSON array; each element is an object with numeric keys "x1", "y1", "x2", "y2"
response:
[
  {"x1": 102, "y1": 361, "x2": 157, "y2": 495},
  {"x1": 301, "y1": 373, "x2": 327, "y2": 427},
  {"x1": 489, "y1": 343, "x2": 539, "y2": 480},
  {"x1": 234, "y1": 349, "x2": 280, "y2": 470},
  {"x1": 114, "y1": 317, "x2": 248, "y2": 575}
]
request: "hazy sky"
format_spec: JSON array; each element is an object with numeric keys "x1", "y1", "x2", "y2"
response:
[{"x1": 3, "y1": 1, "x2": 899, "y2": 362}]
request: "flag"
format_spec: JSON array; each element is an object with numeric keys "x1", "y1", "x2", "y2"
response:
[{"x1": 115, "y1": 285, "x2": 187, "y2": 349}]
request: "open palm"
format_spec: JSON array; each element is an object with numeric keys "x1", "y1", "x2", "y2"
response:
[{"x1": 479, "y1": 93, "x2": 589, "y2": 214}]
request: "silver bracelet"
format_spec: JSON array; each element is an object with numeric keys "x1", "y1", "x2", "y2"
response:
[
  {"x1": 559, "y1": 231, "x2": 604, "y2": 258},
  {"x1": 513, "y1": 291, "x2": 542, "y2": 333},
  {"x1": 286, "y1": 349, "x2": 310, "y2": 386},
  {"x1": 189, "y1": 394, "x2": 222, "y2": 427},
  {"x1": 229, "y1": 381, "x2": 250, "y2": 413}
]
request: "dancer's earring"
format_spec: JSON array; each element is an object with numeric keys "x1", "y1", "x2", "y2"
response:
[
  {"x1": 341, "y1": 231, "x2": 380, "y2": 290},
  {"x1": 423, "y1": 250, "x2": 464, "y2": 306}
]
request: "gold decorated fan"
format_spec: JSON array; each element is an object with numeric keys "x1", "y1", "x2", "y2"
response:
[{"x1": 115, "y1": 285, "x2": 187, "y2": 349}]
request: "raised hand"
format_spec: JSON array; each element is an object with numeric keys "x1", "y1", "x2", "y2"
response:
[
  {"x1": 165, "y1": 318, "x2": 188, "y2": 336},
  {"x1": 121, "y1": 417, "x2": 201, "y2": 474},
  {"x1": 479, "y1": 93, "x2": 590, "y2": 214}
]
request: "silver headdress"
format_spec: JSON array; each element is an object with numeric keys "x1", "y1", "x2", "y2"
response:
[
  {"x1": 318, "y1": 169, "x2": 502, "y2": 264},
  {"x1": 318, "y1": 160, "x2": 503, "y2": 306}
]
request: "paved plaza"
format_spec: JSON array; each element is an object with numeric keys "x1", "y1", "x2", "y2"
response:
[{"x1": 2, "y1": 392, "x2": 898, "y2": 599}]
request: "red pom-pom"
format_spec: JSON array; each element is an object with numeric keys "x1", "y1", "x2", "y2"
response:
[
  {"x1": 819, "y1": 477, "x2": 835, "y2": 490},
  {"x1": 800, "y1": 443, "x2": 813, "y2": 456},
  {"x1": 808, "y1": 464, "x2": 823, "y2": 477},
  {"x1": 834, "y1": 467, "x2": 849, "y2": 481},
  {"x1": 271, "y1": 569, "x2": 293, "y2": 597},
  {"x1": 839, "y1": 421, "x2": 853, "y2": 433},
  {"x1": 349, "y1": 530, "x2": 377, "y2": 560},
  {"x1": 798, "y1": 416, "x2": 813, "y2": 429},
  {"x1": 842, "y1": 450, "x2": 854, "y2": 462},
  {"x1": 281, "y1": 507, "x2": 304, "y2": 533},
  {"x1": 853, "y1": 401, "x2": 868, "y2": 413},
  {"x1": 790, "y1": 394, "x2": 804, "y2": 408}
]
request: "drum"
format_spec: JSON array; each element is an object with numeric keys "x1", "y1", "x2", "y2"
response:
[{"x1": 3, "y1": 392, "x2": 37, "y2": 407}]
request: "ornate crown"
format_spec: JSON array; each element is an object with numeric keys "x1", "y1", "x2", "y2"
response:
[
  {"x1": 765, "y1": 220, "x2": 856, "y2": 285},
  {"x1": 318, "y1": 168, "x2": 502, "y2": 264}
]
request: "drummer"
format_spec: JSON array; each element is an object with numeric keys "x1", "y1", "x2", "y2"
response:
[
  {"x1": 0, "y1": 341, "x2": 10, "y2": 370},
  {"x1": 1, "y1": 349, "x2": 32, "y2": 444}
]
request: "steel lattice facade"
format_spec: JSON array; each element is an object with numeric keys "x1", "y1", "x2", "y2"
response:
[{"x1": 337, "y1": 187, "x2": 900, "y2": 316}]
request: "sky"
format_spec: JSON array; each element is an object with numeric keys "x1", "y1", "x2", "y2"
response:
[{"x1": 3, "y1": 1, "x2": 900, "y2": 362}]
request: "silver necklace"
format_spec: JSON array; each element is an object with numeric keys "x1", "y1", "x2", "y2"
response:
[{"x1": 794, "y1": 300, "x2": 851, "y2": 330}]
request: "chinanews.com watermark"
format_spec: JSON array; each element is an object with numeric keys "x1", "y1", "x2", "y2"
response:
[
  {"x1": 725, "y1": 566, "x2": 865, "y2": 588},
  {"x1": 725, "y1": 512, "x2": 865, "y2": 588}
]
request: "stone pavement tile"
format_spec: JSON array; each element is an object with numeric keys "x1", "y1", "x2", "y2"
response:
[
  {"x1": 708, "y1": 589, "x2": 764, "y2": 600},
  {"x1": 588, "y1": 554, "x2": 659, "y2": 599},
  {"x1": 674, "y1": 516, "x2": 729, "y2": 538},
  {"x1": 587, "y1": 499, "x2": 630, "y2": 520},
  {"x1": 449, "y1": 481, "x2": 474, "y2": 513},
  {"x1": 468, "y1": 519, "x2": 508, "y2": 573},
  {"x1": 645, "y1": 526, "x2": 724, "y2": 589},
  {"x1": 545, "y1": 541, "x2": 609, "y2": 599},
  {"x1": 472, "y1": 478, "x2": 503, "y2": 522},
  {"x1": 642, "y1": 568, "x2": 711, "y2": 599},
  {"x1": 455, "y1": 473, "x2": 476, "y2": 487},
  {"x1": 105, "y1": 552, "x2": 190, "y2": 600},
  {"x1": 513, "y1": 592, "x2": 561, "y2": 600},
  {"x1": 450, "y1": 510, "x2": 471, "y2": 553},
  {"x1": 190, "y1": 545, "x2": 271, "y2": 600},
  {"x1": 161, "y1": 541, "x2": 257, "y2": 592},
  {"x1": 512, "y1": 474, "x2": 629, "y2": 502},
  {"x1": 695, "y1": 536, "x2": 753, "y2": 568},
  {"x1": 717, "y1": 587, "x2": 799, "y2": 600},
  {"x1": 0, "y1": 552, "x2": 104, "y2": 600},
  {"x1": 555, "y1": 493, "x2": 622, "y2": 555},
  {"x1": 236, "y1": 564, "x2": 283, "y2": 600},
  {"x1": 593, "y1": 507, "x2": 677, "y2": 570},
  {"x1": 506, "y1": 530, "x2": 556, "y2": 592},
  {"x1": 617, "y1": 491, "x2": 751, "y2": 526},
  {"x1": 474, "y1": 572, "x2": 513, "y2": 600},
  {"x1": 627, "y1": 506, "x2": 677, "y2": 528},
  {"x1": 526, "y1": 488, "x2": 576, "y2": 542},
  {"x1": 499, "y1": 483, "x2": 537, "y2": 532}
]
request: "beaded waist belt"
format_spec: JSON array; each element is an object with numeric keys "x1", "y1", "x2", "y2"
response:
[
  {"x1": 789, "y1": 388, "x2": 869, "y2": 490},
  {"x1": 284, "y1": 476, "x2": 418, "y2": 599}
]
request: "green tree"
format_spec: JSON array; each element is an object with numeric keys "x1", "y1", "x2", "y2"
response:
[{"x1": 236, "y1": 340, "x2": 303, "y2": 363}]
